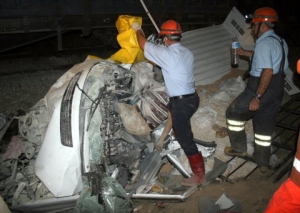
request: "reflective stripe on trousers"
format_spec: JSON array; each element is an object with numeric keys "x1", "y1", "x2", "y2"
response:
[
  {"x1": 227, "y1": 119, "x2": 245, "y2": 132},
  {"x1": 226, "y1": 120, "x2": 272, "y2": 149},
  {"x1": 254, "y1": 133, "x2": 271, "y2": 147},
  {"x1": 226, "y1": 118, "x2": 247, "y2": 153},
  {"x1": 253, "y1": 134, "x2": 272, "y2": 166}
]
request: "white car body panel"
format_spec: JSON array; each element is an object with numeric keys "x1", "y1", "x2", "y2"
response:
[{"x1": 35, "y1": 60, "x2": 97, "y2": 197}]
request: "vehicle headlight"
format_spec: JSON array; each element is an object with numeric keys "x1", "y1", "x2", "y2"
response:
[{"x1": 60, "y1": 71, "x2": 82, "y2": 147}]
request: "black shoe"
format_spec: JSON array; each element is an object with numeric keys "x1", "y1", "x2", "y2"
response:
[
  {"x1": 251, "y1": 156, "x2": 271, "y2": 174},
  {"x1": 224, "y1": 146, "x2": 247, "y2": 157},
  {"x1": 258, "y1": 166, "x2": 269, "y2": 173}
]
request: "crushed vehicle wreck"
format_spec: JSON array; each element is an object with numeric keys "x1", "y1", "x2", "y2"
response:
[{"x1": 0, "y1": 58, "x2": 219, "y2": 212}]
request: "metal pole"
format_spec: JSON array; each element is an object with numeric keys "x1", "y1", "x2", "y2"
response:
[{"x1": 140, "y1": 0, "x2": 160, "y2": 33}]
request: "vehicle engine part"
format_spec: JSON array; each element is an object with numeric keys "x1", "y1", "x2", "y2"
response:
[{"x1": 106, "y1": 138, "x2": 147, "y2": 167}]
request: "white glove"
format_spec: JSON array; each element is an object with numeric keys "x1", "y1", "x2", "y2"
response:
[{"x1": 131, "y1": 22, "x2": 142, "y2": 32}]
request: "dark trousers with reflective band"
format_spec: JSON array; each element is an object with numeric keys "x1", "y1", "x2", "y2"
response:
[
  {"x1": 168, "y1": 93, "x2": 199, "y2": 156},
  {"x1": 226, "y1": 72, "x2": 284, "y2": 166}
]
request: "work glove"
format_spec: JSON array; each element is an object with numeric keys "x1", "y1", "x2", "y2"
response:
[{"x1": 131, "y1": 22, "x2": 142, "y2": 32}]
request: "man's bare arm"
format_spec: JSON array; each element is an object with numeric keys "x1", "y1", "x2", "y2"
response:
[
  {"x1": 136, "y1": 30, "x2": 146, "y2": 50},
  {"x1": 256, "y1": 68, "x2": 273, "y2": 96},
  {"x1": 155, "y1": 111, "x2": 172, "y2": 151}
]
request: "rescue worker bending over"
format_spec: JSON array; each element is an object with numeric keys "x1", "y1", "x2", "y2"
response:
[
  {"x1": 131, "y1": 20, "x2": 205, "y2": 186},
  {"x1": 224, "y1": 7, "x2": 289, "y2": 172}
]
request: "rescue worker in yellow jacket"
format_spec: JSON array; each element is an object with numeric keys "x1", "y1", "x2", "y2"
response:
[
  {"x1": 131, "y1": 20, "x2": 205, "y2": 186},
  {"x1": 224, "y1": 7, "x2": 289, "y2": 172}
]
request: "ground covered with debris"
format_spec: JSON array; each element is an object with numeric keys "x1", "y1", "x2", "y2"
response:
[
  {"x1": 0, "y1": 52, "x2": 290, "y2": 213},
  {"x1": 132, "y1": 69, "x2": 287, "y2": 213}
]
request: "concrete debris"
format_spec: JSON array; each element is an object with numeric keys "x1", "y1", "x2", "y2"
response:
[
  {"x1": 0, "y1": 59, "x2": 258, "y2": 212},
  {"x1": 198, "y1": 192, "x2": 243, "y2": 213}
]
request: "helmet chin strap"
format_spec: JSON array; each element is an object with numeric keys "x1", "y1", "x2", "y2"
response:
[
  {"x1": 162, "y1": 34, "x2": 181, "y2": 46},
  {"x1": 254, "y1": 22, "x2": 263, "y2": 39},
  {"x1": 163, "y1": 36, "x2": 169, "y2": 47}
]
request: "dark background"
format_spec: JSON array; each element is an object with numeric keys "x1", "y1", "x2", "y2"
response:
[{"x1": 0, "y1": 0, "x2": 299, "y2": 73}]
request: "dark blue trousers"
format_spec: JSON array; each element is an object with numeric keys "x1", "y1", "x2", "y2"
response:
[{"x1": 168, "y1": 93, "x2": 199, "y2": 156}]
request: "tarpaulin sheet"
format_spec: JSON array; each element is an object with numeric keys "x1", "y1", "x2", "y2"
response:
[{"x1": 109, "y1": 15, "x2": 145, "y2": 64}]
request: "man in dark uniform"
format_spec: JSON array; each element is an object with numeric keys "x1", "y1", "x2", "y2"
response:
[{"x1": 224, "y1": 7, "x2": 289, "y2": 172}]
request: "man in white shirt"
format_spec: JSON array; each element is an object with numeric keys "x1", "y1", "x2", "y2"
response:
[{"x1": 132, "y1": 20, "x2": 205, "y2": 186}]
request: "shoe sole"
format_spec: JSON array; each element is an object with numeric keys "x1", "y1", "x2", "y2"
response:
[{"x1": 224, "y1": 147, "x2": 247, "y2": 158}]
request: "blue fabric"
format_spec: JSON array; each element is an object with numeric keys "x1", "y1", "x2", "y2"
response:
[
  {"x1": 250, "y1": 30, "x2": 289, "y2": 77},
  {"x1": 144, "y1": 42, "x2": 195, "y2": 97}
]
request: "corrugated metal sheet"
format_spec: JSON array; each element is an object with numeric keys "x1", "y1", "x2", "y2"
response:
[
  {"x1": 181, "y1": 7, "x2": 250, "y2": 86},
  {"x1": 181, "y1": 7, "x2": 300, "y2": 95}
]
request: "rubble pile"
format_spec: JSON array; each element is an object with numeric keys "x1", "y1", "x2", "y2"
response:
[{"x1": 0, "y1": 59, "x2": 259, "y2": 212}]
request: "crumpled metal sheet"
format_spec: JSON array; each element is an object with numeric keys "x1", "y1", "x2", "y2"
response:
[{"x1": 74, "y1": 176, "x2": 133, "y2": 213}]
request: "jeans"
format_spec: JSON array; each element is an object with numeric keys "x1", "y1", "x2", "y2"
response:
[{"x1": 168, "y1": 93, "x2": 199, "y2": 156}]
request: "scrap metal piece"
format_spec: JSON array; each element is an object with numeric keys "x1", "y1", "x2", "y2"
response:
[
  {"x1": 133, "y1": 152, "x2": 166, "y2": 193},
  {"x1": 166, "y1": 153, "x2": 191, "y2": 178},
  {"x1": 193, "y1": 138, "x2": 216, "y2": 147},
  {"x1": 131, "y1": 185, "x2": 197, "y2": 201},
  {"x1": 10, "y1": 195, "x2": 80, "y2": 212},
  {"x1": 205, "y1": 157, "x2": 228, "y2": 186}
]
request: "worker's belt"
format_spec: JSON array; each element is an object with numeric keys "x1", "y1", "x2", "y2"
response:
[{"x1": 169, "y1": 92, "x2": 196, "y2": 101}]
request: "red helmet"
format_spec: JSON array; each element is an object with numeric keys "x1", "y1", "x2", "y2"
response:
[
  {"x1": 251, "y1": 7, "x2": 278, "y2": 23},
  {"x1": 159, "y1": 20, "x2": 182, "y2": 36}
]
